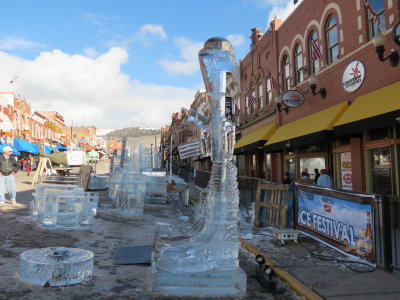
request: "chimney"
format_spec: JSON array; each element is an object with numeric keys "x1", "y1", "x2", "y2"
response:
[
  {"x1": 250, "y1": 28, "x2": 263, "y2": 49},
  {"x1": 270, "y1": 15, "x2": 283, "y2": 31}
]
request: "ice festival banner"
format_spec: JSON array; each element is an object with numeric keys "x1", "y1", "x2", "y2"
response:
[{"x1": 295, "y1": 184, "x2": 375, "y2": 263}]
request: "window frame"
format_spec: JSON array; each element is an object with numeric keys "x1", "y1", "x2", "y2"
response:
[
  {"x1": 282, "y1": 55, "x2": 291, "y2": 92},
  {"x1": 294, "y1": 44, "x2": 304, "y2": 84},
  {"x1": 326, "y1": 15, "x2": 339, "y2": 65}
]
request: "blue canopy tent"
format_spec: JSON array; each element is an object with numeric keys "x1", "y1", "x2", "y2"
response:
[
  {"x1": 13, "y1": 138, "x2": 39, "y2": 155},
  {"x1": 56, "y1": 143, "x2": 67, "y2": 150},
  {"x1": 44, "y1": 145, "x2": 53, "y2": 154}
]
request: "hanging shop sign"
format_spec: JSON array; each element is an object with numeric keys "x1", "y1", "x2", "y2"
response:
[
  {"x1": 342, "y1": 60, "x2": 365, "y2": 93},
  {"x1": 225, "y1": 97, "x2": 233, "y2": 121},
  {"x1": 392, "y1": 22, "x2": 400, "y2": 46},
  {"x1": 281, "y1": 90, "x2": 305, "y2": 108},
  {"x1": 340, "y1": 152, "x2": 352, "y2": 191},
  {"x1": 44, "y1": 121, "x2": 62, "y2": 134},
  {"x1": 295, "y1": 184, "x2": 375, "y2": 263}
]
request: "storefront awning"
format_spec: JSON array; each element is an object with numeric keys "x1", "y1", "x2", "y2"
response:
[
  {"x1": 334, "y1": 81, "x2": 400, "y2": 136},
  {"x1": 234, "y1": 123, "x2": 277, "y2": 154},
  {"x1": 265, "y1": 102, "x2": 349, "y2": 151}
]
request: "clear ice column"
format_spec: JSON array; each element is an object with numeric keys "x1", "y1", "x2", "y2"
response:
[{"x1": 151, "y1": 37, "x2": 246, "y2": 297}]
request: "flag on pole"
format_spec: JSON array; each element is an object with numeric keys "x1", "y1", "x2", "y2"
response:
[
  {"x1": 9, "y1": 76, "x2": 18, "y2": 84},
  {"x1": 270, "y1": 76, "x2": 281, "y2": 91},
  {"x1": 364, "y1": 0, "x2": 381, "y2": 26},
  {"x1": 246, "y1": 89, "x2": 257, "y2": 106},
  {"x1": 311, "y1": 38, "x2": 322, "y2": 61}
]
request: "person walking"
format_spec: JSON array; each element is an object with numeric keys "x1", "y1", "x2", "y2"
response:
[
  {"x1": 25, "y1": 155, "x2": 32, "y2": 176},
  {"x1": 0, "y1": 146, "x2": 20, "y2": 204},
  {"x1": 317, "y1": 168, "x2": 333, "y2": 188}
]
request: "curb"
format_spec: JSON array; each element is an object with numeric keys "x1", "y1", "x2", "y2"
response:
[{"x1": 240, "y1": 238, "x2": 324, "y2": 300}]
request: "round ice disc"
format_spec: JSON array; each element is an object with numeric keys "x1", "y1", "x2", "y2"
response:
[{"x1": 19, "y1": 247, "x2": 94, "y2": 286}]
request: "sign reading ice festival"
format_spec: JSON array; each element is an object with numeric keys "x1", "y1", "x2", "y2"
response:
[
  {"x1": 342, "y1": 60, "x2": 365, "y2": 92},
  {"x1": 295, "y1": 184, "x2": 375, "y2": 262}
]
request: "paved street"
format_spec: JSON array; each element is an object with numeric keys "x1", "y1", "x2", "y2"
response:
[{"x1": 0, "y1": 161, "x2": 298, "y2": 300}]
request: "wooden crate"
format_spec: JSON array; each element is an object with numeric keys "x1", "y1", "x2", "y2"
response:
[{"x1": 254, "y1": 182, "x2": 290, "y2": 228}]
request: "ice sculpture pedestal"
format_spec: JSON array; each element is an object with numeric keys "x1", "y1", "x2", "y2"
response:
[{"x1": 151, "y1": 268, "x2": 246, "y2": 297}]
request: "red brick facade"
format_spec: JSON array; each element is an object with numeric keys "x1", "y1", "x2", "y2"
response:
[{"x1": 238, "y1": 0, "x2": 400, "y2": 195}]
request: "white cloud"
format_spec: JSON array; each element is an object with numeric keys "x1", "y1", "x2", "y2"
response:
[
  {"x1": 158, "y1": 37, "x2": 203, "y2": 76},
  {"x1": 83, "y1": 48, "x2": 98, "y2": 58},
  {"x1": 226, "y1": 34, "x2": 246, "y2": 47},
  {"x1": 137, "y1": 24, "x2": 167, "y2": 45},
  {"x1": 0, "y1": 48, "x2": 194, "y2": 128},
  {"x1": 0, "y1": 37, "x2": 45, "y2": 51},
  {"x1": 266, "y1": 0, "x2": 303, "y2": 23}
]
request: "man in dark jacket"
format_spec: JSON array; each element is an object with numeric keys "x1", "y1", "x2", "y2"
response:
[{"x1": 0, "y1": 146, "x2": 20, "y2": 204}]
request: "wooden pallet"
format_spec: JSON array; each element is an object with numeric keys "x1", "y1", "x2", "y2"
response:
[
  {"x1": 31, "y1": 157, "x2": 52, "y2": 185},
  {"x1": 254, "y1": 182, "x2": 290, "y2": 228}
]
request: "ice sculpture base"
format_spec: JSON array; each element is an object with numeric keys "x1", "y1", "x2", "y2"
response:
[{"x1": 151, "y1": 267, "x2": 246, "y2": 297}]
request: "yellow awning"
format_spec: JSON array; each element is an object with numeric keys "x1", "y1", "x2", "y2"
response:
[
  {"x1": 334, "y1": 81, "x2": 400, "y2": 128},
  {"x1": 235, "y1": 123, "x2": 277, "y2": 149},
  {"x1": 265, "y1": 102, "x2": 349, "y2": 148}
]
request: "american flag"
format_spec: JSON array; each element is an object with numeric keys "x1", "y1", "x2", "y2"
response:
[
  {"x1": 9, "y1": 76, "x2": 18, "y2": 84},
  {"x1": 364, "y1": 0, "x2": 381, "y2": 26},
  {"x1": 311, "y1": 38, "x2": 322, "y2": 61},
  {"x1": 270, "y1": 76, "x2": 281, "y2": 91},
  {"x1": 247, "y1": 89, "x2": 257, "y2": 106}
]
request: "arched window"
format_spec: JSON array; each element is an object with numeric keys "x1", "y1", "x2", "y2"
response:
[
  {"x1": 294, "y1": 44, "x2": 304, "y2": 84},
  {"x1": 258, "y1": 80, "x2": 263, "y2": 109},
  {"x1": 367, "y1": 0, "x2": 385, "y2": 39},
  {"x1": 308, "y1": 31, "x2": 321, "y2": 74},
  {"x1": 326, "y1": 15, "x2": 339, "y2": 64},
  {"x1": 265, "y1": 77, "x2": 272, "y2": 105},
  {"x1": 282, "y1": 55, "x2": 290, "y2": 91}
]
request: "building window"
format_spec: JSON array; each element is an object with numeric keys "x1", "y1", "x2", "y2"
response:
[
  {"x1": 251, "y1": 87, "x2": 256, "y2": 113},
  {"x1": 308, "y1": 31, "x2": 320, "y2": 74},
  {"x1": 326, "y1": 15, "x2": 339, "y2": 64},
  {"x1": 258, "y1": 80, "x2": 263, "y2": 109},
  {"x1": 245, "y1": 94, "x2": 249, "y2": 115},
  {"x1": 266, "y1": 77, "x2": 272, "y2": 105},
  {"x1": 294, "y1": 44, "x2": 304, "y2": 84},
  {"x1": 282, "y1": 55, "x2": 290, "y2": 91},
  {"x1": 368, "y1": 0, "x2": 385, "y2": 39}
]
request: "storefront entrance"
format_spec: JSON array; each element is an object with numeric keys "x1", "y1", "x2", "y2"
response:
[{"x1": 370, "y1": 147, "x2": 392, "y2": 195}]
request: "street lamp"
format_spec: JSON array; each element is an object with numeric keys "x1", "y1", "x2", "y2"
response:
[
  {"x1": 308, "y1": 73, "x2": 326, "y2": 99},
  {"x1": 372, "y1": 30, "x2": 399, "y2": 67},
  {"x1": 275, "y1": 94, "x2": 289, "y2": 113}
]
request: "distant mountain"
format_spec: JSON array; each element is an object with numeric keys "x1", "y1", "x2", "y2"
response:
[{"x1": 104, "y1": 127, "x2": 161, "y2": 140}]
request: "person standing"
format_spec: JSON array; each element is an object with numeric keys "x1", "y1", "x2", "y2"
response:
[
  {"x1": 314, "y1": 168, "x2": 320, "y2": 184},
  {"x1": 0, "y1": 146, "x2": 20, "y2": 204},
  {"x1": 317, "y1": 169, "x2": 333, "y2": 188},
  {"x1": 25, "y1": 155, "x2": 32, "y2": 176}
]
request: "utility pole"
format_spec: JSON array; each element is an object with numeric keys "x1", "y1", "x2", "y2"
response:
[
  {"x1": 70, "y1": 120, "x2": 73, "y2": 143},
  {"x1": 151, "y1": 143, "x2": 153, "y2": 168}
]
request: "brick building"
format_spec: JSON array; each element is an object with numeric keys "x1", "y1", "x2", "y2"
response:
[{"x1": 235, "y1": 0, "x2": 400, "y2": 195}]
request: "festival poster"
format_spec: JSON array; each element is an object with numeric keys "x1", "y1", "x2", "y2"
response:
[
  {"x1": 340, "y1": 152, "x2": 352, "y2": 190},
  {"x1": 296, "y1": 184, "x2": 375, "y2": 263}
]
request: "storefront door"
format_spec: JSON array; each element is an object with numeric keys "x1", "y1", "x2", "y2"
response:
[{"x1": 370, "y1": 147, "x2": 392, "y2": 195}]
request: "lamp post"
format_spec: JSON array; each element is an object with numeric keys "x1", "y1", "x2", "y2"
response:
[
  {"x1": 308, "y1": 73, "x2": 327, "y2": 98},
  {"x1": 372, "y1": 30, "x2": 399, "y2": 67},
  {"x1": 150, "y1": 143, "x2": 153, "y2": 168}
]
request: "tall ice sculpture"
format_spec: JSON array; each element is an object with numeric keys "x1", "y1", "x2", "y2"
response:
[{"x1": 151, "y1": 37, "x2": 246, "y2": 297}]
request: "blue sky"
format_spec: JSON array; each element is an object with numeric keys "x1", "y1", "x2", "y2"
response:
[{"x1": 0, "y1": 0, "x2": 300, "y2": 128}]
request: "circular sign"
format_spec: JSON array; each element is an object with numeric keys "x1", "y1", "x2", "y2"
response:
[
  {"x1": 392, "y1": 22, "x2": 400, "y2": 46},
  {"x1": 342, "y1": 60, "x2": 365, "y2": 93},
  {"x1": 281, "y1": 90, "x2": 305, "y2": 108}
]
